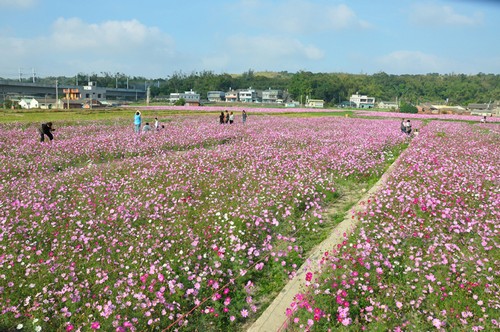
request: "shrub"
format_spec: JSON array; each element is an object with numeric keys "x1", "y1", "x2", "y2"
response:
[{"x1": 399, "y1": 103, "x2": 418, "y2": 113}]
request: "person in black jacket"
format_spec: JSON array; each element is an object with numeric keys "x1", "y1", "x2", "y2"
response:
[{"x1": 38, "y1": 122, "x2": 55, "y2": 142}]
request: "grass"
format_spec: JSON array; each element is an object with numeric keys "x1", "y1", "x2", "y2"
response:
[
  {"x1": 0, "y1": 108, "x2": 357, "y2": 125},
  {"x1": 0, "y1": 108, "x2": 211, "y2": 124}
]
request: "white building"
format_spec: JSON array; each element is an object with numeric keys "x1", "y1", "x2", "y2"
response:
[
  {"x1": 19, "y1": 98, "x2": 39, "y2": 109},
  {"x1": 207, "y1": 91, "x2": 225, "y2": 102},
  {"x1": 378, "y1": 101, "x2": 398, "y2": 109},
  {"x1": 239, "y1": 88, "x2": 257, "y2": 103},
  {"x1": 305, "y1": 98, "x2": 324, "y2": 108},
  {"x1": 225, "y1": 90, "x2": 238, "y2": 102},
  {"x1": 468, "y1": 103, "x2": 499, "y2": 116},
  {"x1": 169, "y1": 90, "x2": 200, "y2": 104},
  {"x1": 350, "y1": 93, "x2": 375, "y2": 108},
  {"x1": 262, "y1": 89, "x2": 282, "y2": 103}
]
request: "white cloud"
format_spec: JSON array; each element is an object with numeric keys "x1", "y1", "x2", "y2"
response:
[
  {"x1": 0, "y1": 0, "x2": 37, "y2": 8},
  {"x1": 410, "y1": 3, "x2": 484, "y2": 26},
  {"x1": 49, "y1": 18, "x2": 174, "y2": 54},
  {"x1": 377, "y1": 50, "x2": 448, "y2": 74},
  {"x1": 201, "y1": 35, "x2": 324, "y2": 73},
  {"x1": 202, "y1": 35, "x2": 325, "y2": 72},
  {"x1": 235, "y1": 0, "x2": 370, "y2": 34},
  {"x1": 0, "y1": 17, "x2": 176, "y2": 77},
  {"x1": 227, "y1": 35, "x2": 324, "y2": 59},
  {"x1": 323, "y1": 4, "x2": 370, "y2": 30}
]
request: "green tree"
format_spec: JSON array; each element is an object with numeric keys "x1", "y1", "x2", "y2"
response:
[
  {"x1": 399, "y1": 103, "x2": 418, "y2": 113},
  {"x1": 174, "y1": 98, "x2": 186, "y2": 106},
  {"x1": 3, "y1": 99, "x2": 13, "y2": 109}
]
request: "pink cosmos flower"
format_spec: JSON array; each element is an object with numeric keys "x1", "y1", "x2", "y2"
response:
[
  {"x1": 432, "y1": 318, "x2": 443, "y2": 329},
  {"x1": 341, "y1": 317, "x2": 352, "y2": 326},
  {"x1": 140, "y1": 273, "x2": 149, "y2": 283}
]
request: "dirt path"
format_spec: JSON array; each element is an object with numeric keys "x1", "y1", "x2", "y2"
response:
[{"x1": 247, "y1": 154, "x2": 403, "y2": 332}]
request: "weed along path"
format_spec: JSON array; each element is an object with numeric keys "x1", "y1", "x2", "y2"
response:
[{"x1": 247, "y1": 144, "x2": 407, "y2": 332}]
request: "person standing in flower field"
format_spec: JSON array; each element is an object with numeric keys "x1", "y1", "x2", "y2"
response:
[
  {"x1": 219, "y1": 111, "x2": 225, "y2": 124},
  {"x1": 242, "y1": 110, "x2": 247, "y2": 124},
  {"x1": 38, "y1": 122, "x2": 55, "y2": 142},
  {"x1": 154, "y1": 117, "x2": 159, "y2": 130},
  {"x1": 229, "y1": 111, "x2": 235, "y2": 124},
  {"x1": 225, "y1": 110, "x2": 230, "y2": 124},
  {"x1": 404, "y1": 119, "x2": 412, "y2": 135},
  {"x1": 134, "y1": 111, "x2": 142, "y2": 133},
  {"x1": 400, "y1": 118, "x2": 406, "y2": 134}
]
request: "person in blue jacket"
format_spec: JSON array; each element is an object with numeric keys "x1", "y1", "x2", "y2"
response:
[{"x1": 134, "y1": 111, "x2": 142, "y2": 133}]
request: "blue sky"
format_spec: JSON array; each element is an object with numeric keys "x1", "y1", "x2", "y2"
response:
[{"x1": 0, "y1": 0, "x2": 499, "y2": 79}]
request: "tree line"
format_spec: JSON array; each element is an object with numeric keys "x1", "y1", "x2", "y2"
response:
[
  {"x1": 2, "y1": 70, "x2": 499, "y2": 106},
  {"x1": 153, "y1": 70, "x2": 499, "y2": 106}
]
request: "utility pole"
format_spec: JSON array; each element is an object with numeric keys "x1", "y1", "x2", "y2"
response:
[
  {"x1": 32, "y1": 68, "x2": 36, "y2": 83},
  {"x1": 55, "y1": 79, "x2": 59, "y2": 109}
]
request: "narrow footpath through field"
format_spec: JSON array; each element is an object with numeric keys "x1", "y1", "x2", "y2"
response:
[{"x1": 247, "y1": 135, "x2": 411, "y2": 332}]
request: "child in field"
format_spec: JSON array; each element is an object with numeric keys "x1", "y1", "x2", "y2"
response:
[
  {"x1": 142, "y1": 122, "x2": 152, "y2": 132},
  {"x1": 154, "y1": 117, "x2": 159, "y2": 130},
  {"x1": 38, "y1": 122, "x2": 55, "y2": 142}
]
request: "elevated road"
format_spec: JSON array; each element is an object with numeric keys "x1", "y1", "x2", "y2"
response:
[{"x1": 0, "y1": 81, "x2": 146, "y2": 101}]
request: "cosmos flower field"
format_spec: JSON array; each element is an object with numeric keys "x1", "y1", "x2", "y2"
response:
[
  {"x1": 0, "y1": 114, "x2": 497, "y2": 331},
  {"x1": 286, "y1": 120, "x2": 500, "y2": 331}
]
